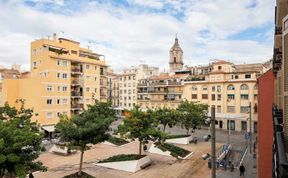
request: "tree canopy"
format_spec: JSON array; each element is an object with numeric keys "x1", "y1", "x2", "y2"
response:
[
  {"x1": 0, "y1": 100, "x2": 46, "y2": 178},
  {"x1": 153, "y1": 107, "x2": 179, "y2": 132},
  {"x1": 118, "y1": 106, "x2": 163, "y2": 155},
  {"x1": 56, "y1": 101, "x2": 115, "y2": 176},
  {"x1": 177, "y1": 101, "x2": 208, "y2": 135}
]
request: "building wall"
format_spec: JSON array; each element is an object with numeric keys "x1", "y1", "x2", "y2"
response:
[
  {"x1": 257, "y1": 69, "x2": 275, "y2": 178},
  {"x1": 2, "y1": 35, "x2": 108, "y2": 126}
]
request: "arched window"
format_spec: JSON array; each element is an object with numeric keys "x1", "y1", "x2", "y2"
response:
[
  {"x1": 227, "y1": 84, "x2": 235, "y2": 90},
  {"x1": 254, "y1": 84, "x2": 258, "y2": 90},
  {"x1": 240, "y1": 84, "x2": 249, "y2": 90},
  {"x1": 191, "y1": 86, "x2": 197, "y2": 91}
]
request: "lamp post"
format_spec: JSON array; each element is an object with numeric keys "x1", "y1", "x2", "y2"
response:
[{"x1": 211, "y1": 106, "x2": 216, "y2": 178}]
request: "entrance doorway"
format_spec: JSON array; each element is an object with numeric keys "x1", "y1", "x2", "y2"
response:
[{"x1": 219, "y1": 120, "x2": 223, "y2": 129}]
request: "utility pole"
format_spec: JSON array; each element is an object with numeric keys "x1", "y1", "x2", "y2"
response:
[
  {"x1": 249, "y1": 102, "x2": 252, "y2": 154},
  {"x1": 211, "y1": 106, "x2": 216, "y2": 178},
  {"x1": 227, "y1": 119, "x2": 230, "y2": 145}
]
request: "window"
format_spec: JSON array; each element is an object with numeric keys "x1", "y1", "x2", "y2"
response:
[
  {"x1": 47, "y1": 85, "x2": 53, "y2": 92},
  {"x1": 47, "y1": 99, "x2": 52, "y2": 105},
  {"x1": 212, "y1": 86, "x2": 215, "y2": 92},
  {"x1": 240, "y1": 94, "x2": 249, "y2": 100},
  {"x1": 86, "y1": 87, "x2": 90, "y2": 92},
  {"x1": 57, "y1": 73, "x2": 61, "y2": 78},
  {"x1": 245, "y1": 74, "x2": 251, "y2": 79},
  {"x1": 227, "y1": 85, "x2": 235, "y2": 90},
  {"x1": 71, "y1": 50, "x2": 77, "y2": 54},
  {"x1": 192, "y1": 94, "x2": 197, "y2": 99},
  {"x1": 62, "y1": 98, "x2": 68, "y2": 105},
  {"x1": 240, "y1": 106, "x2": 250, "y2": 113},
  {"x1": 217, "y1": 106, "x2": 221, "y2": 113},
  {"x1": 100, "y1": 78, "x2": 104, "y2": 86},
  {"x1": 86, "y1": 65, "x2": 90, "y2": 70},
  {"x1": 217, "y1": 85, "x2": 221, "y2": 92},
  {"x1": 95, "y1": 88, "x2": 97, "y2": 93},
  {"x1": 33, "y1": 61, "x2": 37, "y2": 68},
  {"x1": 212, "y1": 94, "x2": 215, "y2": 101},
  {"x1": 46, "y1": 112, "x2": 52, "y2": 119},
  {"x1": 235, "y1": 75, "x2": 239, "y2": 79},
  {"x1": 227, "y1": 94, "x2": 235, "y2": 100},
  {"x1": 218, "y1": 66, "x2": 222, "y2": 70},
  {"x1": 63, "y1": 86, "x2": 68, "y2": 92},
  {"x1": 57, "y1": 86, "x2": 61, "y2": 92},
  {"x1": 86, "y1": 75, "x2": 90, "y2": 81},
  {"x1": 62, "y1": 60, "x2": 67, "y2": 67},
  {"x1": 254, "y1": 94, "x2": 258, "y2": 100},
  {"x1": 57, "y1": 99, "x2": 60, "y2": 105},
  {"x1": 191, "y1": 86, "x2": 197, "y2": 91},
  {"x1": 94, "y1": 77, "x2": 97, "y2": 81},
  {"x1": 227, "y1": 106, "x2": 235, "y2": 113},
  {"x1": 217, "y1": 94, "x2": 221, "y2": 101},
  {"x1": 240, "y1": 84, "x2": 249, "y2": 90},
  {"x1": 227, "y1": 120, "x2": 235, "y2": 131},
  {"x1": 241, "y1": 121, "x2": 247, "y2": 131},
  {"x1": 62, "y1": 73, "x2": 68, "y2": 79},
  {"x1": 202, "y1": 86, "x2": 208, "y2": 91},
  {"x1": 202, "y1": 94, "x2": 208, "y2": 99},
  {"x1": 100, "y1": 67, "x2": 104, "y2": 75}
]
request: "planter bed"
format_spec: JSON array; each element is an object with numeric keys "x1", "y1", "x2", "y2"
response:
[
  {"x1": 165, "y1": 134, "x2": 193, "y2": 145},
  {"x1": 63, "y1": 172, "x2": 95, "y2": 178},
  {"x1": 95, "y1": 154, "x2": 151, "y2": 173},
  {"x1": 149, "y1": 142, "x2": 193, "y2": 159},
  {"x1": 107, "y1": 136, "x2": 129, "y2": 146}
]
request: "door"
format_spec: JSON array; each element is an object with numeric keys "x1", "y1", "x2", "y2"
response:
[
  {"x1": 241, "y1": 121, "x2": 247, "y2": 131},
  {"x1": 254, "y1": 122, "x2": 258, "y2": 133},
  {"x1": 219, "y1": 120, "x2": 223, "y2": 129},
  {"x1": 227, "y1": 120, "x2": 235, "y2": 131}
]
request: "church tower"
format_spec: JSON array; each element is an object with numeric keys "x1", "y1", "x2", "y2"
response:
[{"x1": 169, "y1": 36, "x2": 183, "y2": 72}]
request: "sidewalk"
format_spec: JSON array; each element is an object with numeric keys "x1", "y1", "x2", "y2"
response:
[{"x1": 216, "y1": 151, "x2": 257, "y2": 178}]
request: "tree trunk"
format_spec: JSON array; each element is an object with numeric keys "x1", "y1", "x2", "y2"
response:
[
  {"x1": 186, "y1": 129, "x2": 189, "y2": 135},
  {"x1": 139, "y1": 141, "x2": 142, "y2": 156},
  {"x1": 78, "y1": 150, "x2": 84, "y2": 176},
  {"x1": 163, "y1": 124, "x2": 166, "y2": 132}
]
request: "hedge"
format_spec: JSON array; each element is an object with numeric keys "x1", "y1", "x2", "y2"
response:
[
  {"x1": 155, "y1": 142, "x2": 190, "y2": 158},
  {"x1": 99, "y1": 154, "x2": 146, "y2": 163}
]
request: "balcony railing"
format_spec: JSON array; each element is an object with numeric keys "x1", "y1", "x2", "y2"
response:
[
  {"x1": 71, "y1": 79, "x2": 83, "y2": 86},
  {"x1": 71, "y1": 104, "x2": 83, "y2": 110},
  {"x1": 275, "y1": 26, "x2": 282, "y2": 35},
  {"x1": 273, "y1": 48, "x2": 283, "y2": 75},
  {"x1": 71, "y1": 91, "x2": 83, "y2": 97},
  {"x1": 272, "y1": 105, "x2": 288, "y2": 178},
  {"x1": 71, "y1": 67, "x2": 82, "y2": 74}
]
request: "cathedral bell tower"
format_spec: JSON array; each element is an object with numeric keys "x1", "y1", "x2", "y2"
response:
[{"x1": 169, "y1": 36, "x2": 183, "y2": 72}]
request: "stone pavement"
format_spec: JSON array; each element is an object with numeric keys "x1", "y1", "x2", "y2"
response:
[{"x1": 216, "y1": 150, "x2": 257, "y2": 178}]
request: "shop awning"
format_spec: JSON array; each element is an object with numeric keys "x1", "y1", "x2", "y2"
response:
[{"x1": 42, "y1": 125, "x2": 55, "y2": 132}]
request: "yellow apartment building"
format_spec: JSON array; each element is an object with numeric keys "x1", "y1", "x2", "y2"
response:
[
  {"x1": 183, "y1": 60, "x2": 266, "y2": 132},
  {"x1": 2, "y1": 34, "x2": 108, "y2": 133},
  {"x1": 137, "y1": 74, "x2": 188, "y2": 109}
]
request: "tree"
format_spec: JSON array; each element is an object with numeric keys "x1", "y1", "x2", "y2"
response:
[
  {"x1": 118, "y1": 106, "x2": 163, "y2": 156},
  {"x1": 0, "y1": 100, "x2": 46, "y2": 178},
  {"x1": 56, "y1": 102, "x2": 115, "y2": 176},
  {"x1": 177, "y1": 100, "x2": 208, "y2": 135},
  {"x1": 153, "y1": 108, "x2": 179, "y2": 132}
]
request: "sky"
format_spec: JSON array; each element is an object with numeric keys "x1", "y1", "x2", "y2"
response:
[{"x1": 0, "y1": 0, "x2": 275, "y2": 71}]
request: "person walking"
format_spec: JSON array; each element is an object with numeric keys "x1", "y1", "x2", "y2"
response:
[{"x1": 239, "y1": 163, "x2": 245, "y2": 177}]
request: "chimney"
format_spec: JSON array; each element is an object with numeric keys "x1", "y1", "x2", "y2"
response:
[{"x1": 52, "y1": 33, "x2": 57, "y2": 41}]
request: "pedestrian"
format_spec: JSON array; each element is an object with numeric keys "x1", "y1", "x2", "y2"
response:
[
  {"x1": 29, "y1": 172, "x2": 34, "y2": 178},
  {"x1": 239, "y1": 163, "x2": 245, "y2": 177}
]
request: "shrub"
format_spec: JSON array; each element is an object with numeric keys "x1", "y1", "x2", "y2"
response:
[
  {"x1": 155, "y1": 142, "x2": 190, "y2": 158},
  {"x1": 99, "y1": 154, "x2": 146, "y2": 163},
  {"x1": 107, "y1": 136, "x2": 129, "y2": 146}
]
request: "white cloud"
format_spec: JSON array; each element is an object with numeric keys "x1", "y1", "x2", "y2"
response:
[{"x1": 0, "y1": 0, "x2": 275, "y2": 71}]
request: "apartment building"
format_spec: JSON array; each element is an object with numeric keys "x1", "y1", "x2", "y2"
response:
[
  {"x1": 270, "y1": 0, "x2": 288, "y2": 177},
  {"x1": 2, "y1": 34, "x2": 108, "y2": 132},
  {"x1": 183, "y1": 60, "x2": 264, "y2": 132},
  {"x1": 137, "y1": 74, "x2": 188, "y2": 109},
  {"x1": 118, "y1": 64, "x2": 159, "y2": 110},
  {"x1": 107, "y1": 70, "x2": 120, "y2": 107}
]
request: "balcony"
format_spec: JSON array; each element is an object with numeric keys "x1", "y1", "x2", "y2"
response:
[
  {"x1": 71, "y1": 104, "x2": 83, "y2": 110},
  {"x1": 275, "y1": 26, "x2": 282, "y2": 35},
  {"x1": 71, "y1": 67, "x2": 83, "y2": 75},
  {"x1": 273, "y1": 48, "x2": 282, "y2": 74},
  {"x1": 71, "y1": 91, "x2": 83, "y2": 98},
  {"x1": 71, "y1": 79, "x2": 83, "y2": 86}
]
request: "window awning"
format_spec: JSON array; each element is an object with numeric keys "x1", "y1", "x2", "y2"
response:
[{"x1": 42, "y1": 125, "x2": 55, "y2": 132}]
